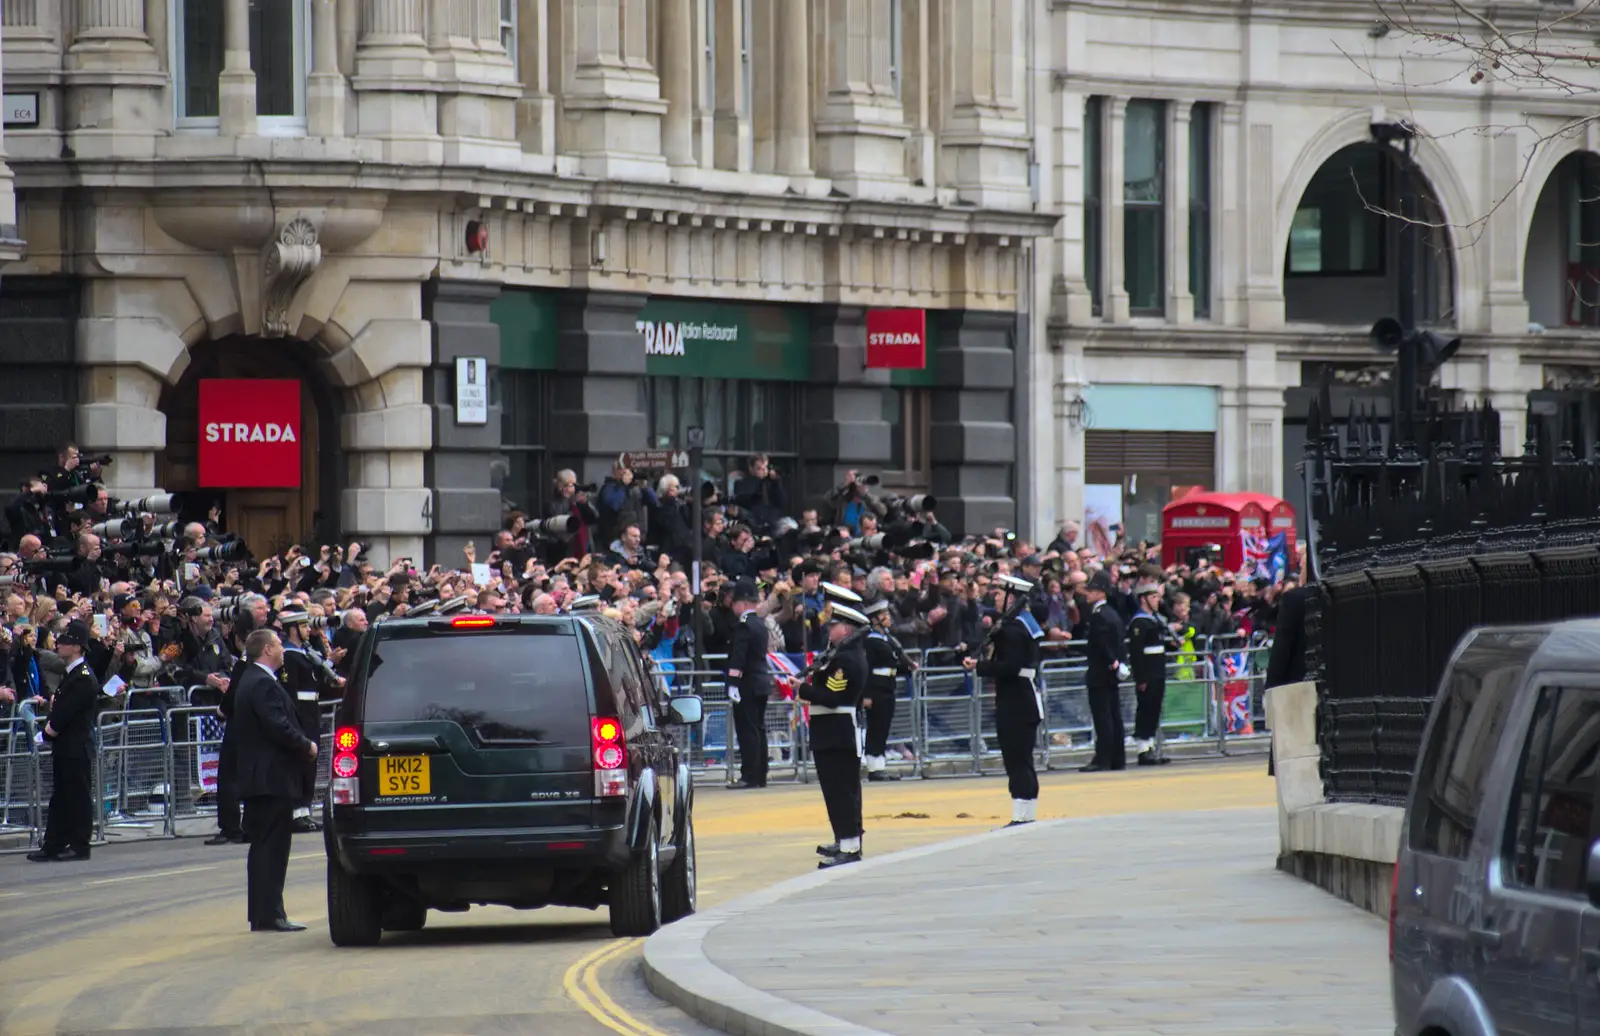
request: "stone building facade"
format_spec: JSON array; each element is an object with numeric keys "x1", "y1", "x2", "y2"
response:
[
  {"x1": 1034, "y1": 0, "x2": 1600, "y2": 545},
  {"x1": 0, "y1": 0, "x2": 1053, "y2": 564}
]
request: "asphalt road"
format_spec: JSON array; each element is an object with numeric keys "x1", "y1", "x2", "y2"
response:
[{"x1": 0, "y1": 758, "x2": 1273, "y2": 1036}]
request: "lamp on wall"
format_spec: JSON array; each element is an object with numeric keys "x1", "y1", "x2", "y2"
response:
[{"x1": 1065, "y1": 394, "x2": 1094, "y2": 431}]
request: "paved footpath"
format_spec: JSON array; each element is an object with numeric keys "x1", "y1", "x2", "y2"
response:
[{"x1": 645, "y1": 806, "x2": 1392, "y2": 1036}]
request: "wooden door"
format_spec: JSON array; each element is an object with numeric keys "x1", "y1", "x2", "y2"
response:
[{"x1": 158, "y1": 341, "x2": 323, "y2": 554}]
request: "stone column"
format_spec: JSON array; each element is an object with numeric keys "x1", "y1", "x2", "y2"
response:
[
  {"x1": 1103, "y1": 97, "x2": 1130, "y2": 324},
  {"x1": 900, "y1": 0, "x2": 933, "y2": 186},
  {"x1": 431, "y1": 0, "x2": 520, "y2": 166},
  {"x1": 5, "y1": 0, "x2": 68, "y2": 157},
  {"x1": 515, "y1": 0, "x2": 555, "y2": 155},
  {"x1": 929, "y1": 309, "x2": 1017, "y2": 537},
  {"x1": 941, "y1": 0, "x2": 1029, "y2": 207},
  {"x1": 308, "y1": 0, "x2": 348, "y2": 136},
  {"x1": 1167, "y1": 100, "x2": 1194, "y2": 323},
  {"x1": 1216, "y1": 100, "x2": 1244, "y2": 326},
  {"x1": 562, "y1": 0, "x2": 667, "y2": 179},
  {"x1": 423, "y1": 281, "x2": 503, "y2": 565},
  {"x1": 803, "y1": 306, "x2": 893, "y2": 505},
  {"x1": 353, "y1": 0, "x2": 443, "y2": 162},
  {"x1": 0, "y1": 21, "x2": 20, "y2": 257},
  {"x1": 1241, "y1": 108, "x2": 1282, "y2": 327},
  {"x1": 712, "y1": 0, "x2": 749, "y2": 170},
  {"x1": 814, "y1": 0, "x2": 908, "y2": 197},
  {"x1": 773, "y1": 0, "x2": 811, "y2": 176},
  {"x1": 658, "y1": 0, "x2": 694, "y2": 167},
  {"x1": 62, "y1": 0, "x2": 164, "y2": 157},
  {"x1": 547, "y1": 291, "x2": 649, "y2": 485},
  {"x1": 218, "y1": 0, "x2": 256, "y2": 134},
  {"x1": 1485, "y1": 128, "x2": 1530, "y2": 334}
]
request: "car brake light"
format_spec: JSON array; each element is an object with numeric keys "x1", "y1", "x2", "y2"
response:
[
  {"x1": 1388, "y1": 859, "x2": 1400, "y2": 960},
  {"x1": 592, "y1": 716, "x2": 626, "y2": 797},
  {"x1": 451, "y1": 616, "x2": 496, "y2": 629},
  {"x1": 332, "y1": 726, "x2": 361, "y2": 803}
]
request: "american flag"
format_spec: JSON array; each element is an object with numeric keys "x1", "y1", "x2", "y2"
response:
[{"x1": 192, "y1": 715, "x2": 224, "y2": 794}]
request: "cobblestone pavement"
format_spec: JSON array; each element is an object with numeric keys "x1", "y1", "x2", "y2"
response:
[{"x1": 648, "y1": 805, "x2": 1392, "y2": 1036}]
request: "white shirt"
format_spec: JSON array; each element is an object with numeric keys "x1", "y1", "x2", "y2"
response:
[{"x1": 255, "y1": 662, "x2": 279, "y2": 680}]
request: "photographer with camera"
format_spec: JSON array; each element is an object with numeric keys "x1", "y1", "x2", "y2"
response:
[
  {"x1": 547, "y1": 470, "x2": 599, "y2": 560},
  {"x1": 648, "y1": 474, "x2": 694, "y2": 563},
  {"x1": 6, "y1": 478, "x2": 60, "y2": 548},
  {"x1": 719, "y1": 523, "x2": 759, "y2": 581},
  {"x1": 732, "y1": 453, "x2": 788, "y2": 536},
  {"x1": 42, "y1": 442, "x2": 109, "y2": 495},
  {"x1": 599, "y1": 461, "x2": 658, "y2": 546},
  {"x1": 825, "y1": 470, "x2": 887, "y2": 535}
]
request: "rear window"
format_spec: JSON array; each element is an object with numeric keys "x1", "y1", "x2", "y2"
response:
[
  {"x1": 357, "y1": 628, "x2": 591, "y2": 746},
  {"x1": 1409, "y1": 630, "x2": 1534, "y2": 859}
]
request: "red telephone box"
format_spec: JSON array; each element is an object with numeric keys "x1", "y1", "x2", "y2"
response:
[{"x1": 1160, "y1": 491, "x2": 1296, "y2": 573}]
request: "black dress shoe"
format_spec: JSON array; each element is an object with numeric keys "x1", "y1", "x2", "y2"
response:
[
  {"x1": 26, "y1": 850, "x2": 64, "y2": 863},
  {"x1": 816, "y1": 843, "x2": 840, "y2": 857},
  {"x1": 63, "y1": 848, "x2": 90, "y2": 861},
  {"x1": 205, "y1": 832, "x2": 246, "y2": 846},
  {"x1": 291, "y1": 816, "x2": 320, "y2": 833},
  {"x1": 1003, "y1": 819, "x2": 1034, "y2": 828},
  {"x1": 725, "y1": 780, "x2": 757, "y2": 790},
  {"x1": 866, "y1": 771, "x2": 900, "y2": 782},
  {"x1": 817, "y1": 851, "x2": 862, "y2": 869},
  {"x1": 251, "y1": 919, "x2": 308, "y2": 933},
  {"x1": 1078, "y1": 763, "x2": 1105, "y2": 773}
]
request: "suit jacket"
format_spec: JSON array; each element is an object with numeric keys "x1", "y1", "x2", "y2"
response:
[
  {"x1": 1265, "y1": 585, "x2": 1309, "y2": 689},
  {"x1": 233, "y1": 664, "x2": 314, "y2": 801},
  {"x1": 45, "y1": 660, "x2": 100, "y2": 759}
]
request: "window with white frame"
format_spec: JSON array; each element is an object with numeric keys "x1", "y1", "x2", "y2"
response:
[
  {"x1": 174, "y1": 0, "x2": 309, "y2": 131},
  {"x1": 500, "y1": 0, "x2": 517, "y2": 74}
]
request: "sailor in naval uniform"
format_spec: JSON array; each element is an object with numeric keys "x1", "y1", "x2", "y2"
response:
[
  {"x1": 963, "y1": 574, "x2": 1046, "y2": 826},
  {"x1": 801, "y1": 593, "x2": 872, "y2": 868}
]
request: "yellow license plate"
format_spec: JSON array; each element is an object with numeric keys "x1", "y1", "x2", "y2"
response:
[{"x1": 377, "y1": 755, "x2": 430, "y2": 796}]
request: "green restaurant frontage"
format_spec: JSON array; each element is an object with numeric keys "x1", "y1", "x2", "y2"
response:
[{"x1": 477, "y1": 287, "x2": 1019, "y2": 537}]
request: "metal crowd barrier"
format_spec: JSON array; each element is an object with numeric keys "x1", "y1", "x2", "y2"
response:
[{"x1": 0, "y1": 630, "x2": 1279, "y2": 847}]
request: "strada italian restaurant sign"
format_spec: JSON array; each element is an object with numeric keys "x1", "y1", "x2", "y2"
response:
[
  {"x1": 198, "y1": 379, "x2": 302, "y2": 488},
  {"x1": 865, "y1": 308, "x2": 926, "y2": 369}
]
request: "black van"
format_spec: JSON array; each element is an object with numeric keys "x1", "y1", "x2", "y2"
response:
[
  {"x1": 321, "y1": 611, "x2": 703, "y2": 946},
  {"x1": 1393, "y1": 621, "x2": 1600, "y2": 1036}
]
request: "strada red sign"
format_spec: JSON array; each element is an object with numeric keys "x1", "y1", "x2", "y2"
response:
[
  {"x1": 198, "y1": 379, "x2": 302, "y2": 488},
  {"x1": 865, "y1": 308, "x2": 927, "y2": 370}
]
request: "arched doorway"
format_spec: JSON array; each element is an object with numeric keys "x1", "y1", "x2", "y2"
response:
[
  {"x1": 158, "y1": 338, "x2": 342, "y2": 556},
  {"x1": 1524, "y1": 151, "x2": 1600, "y2": 330},
  {"x1": 1283, "y1": 142, "x2": 1455, "y2": 326}
]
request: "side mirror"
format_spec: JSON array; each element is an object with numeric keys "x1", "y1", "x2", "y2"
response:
[
  {"x1": 668, "y1": 695, "x2": 703, "y2": 726},
  {"x1": 1587, "y1": 840, "x2": 1600, "y2": 910}
]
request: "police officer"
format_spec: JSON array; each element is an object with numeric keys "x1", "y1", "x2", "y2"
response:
[
  {"x1": 802, "y1": 592, "x2": 871, "y2": 868},
  {"x1": 1082, "y1": 571, "x2": 1130, "y2": 773},
  {"x1": 962, "y1": 575, "x2": 1045, "y2": 825},
  {"x1": 724, "y1": 579, "x2": 773, "y2": 790},
  {"x1": 278, "y1": 611, "x2": 329, "y2": 831},
  {"x1": 26, "y1": 620, "x2": 100, "y2": 862},
  {"x1": 1127, "y1": 580, "x2": 1174, "y2": 766},
  {"x1": 861, "y1": 598, "x2": 915, "y2": 781}
]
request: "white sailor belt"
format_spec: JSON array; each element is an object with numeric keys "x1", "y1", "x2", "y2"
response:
[
  {"x1": 871, "y1": 667, "x2": 895, "y2": 677},
  {"x1": 1018, "y1": 668, "x2": 1037, "y2": 679},
  {"x1": 296, "y1": 690, "x2": 319, "y2": 701},
  {"x1": 1142, "y1": 645, "x2": 1165, "y2": 654}
]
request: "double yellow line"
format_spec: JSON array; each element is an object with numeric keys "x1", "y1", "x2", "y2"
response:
[{"x1": 562, "y1": 937, "x2": 671, "y2": 1036}]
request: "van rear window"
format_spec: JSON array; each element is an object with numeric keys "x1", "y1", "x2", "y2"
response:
[{"x1": 357, "y1": 630, "x2": 591, "y2": 746}]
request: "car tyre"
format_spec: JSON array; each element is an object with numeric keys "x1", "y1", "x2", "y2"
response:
[
  {"x1": 382, "y1": 895, "x2": 427, "y2": 933},
  {"x1": 661, "y1": 812, "x2": 696, "y2": 923},
  {"x1": 327, "y1": 861, "x2": 383, "y2": 947},
  {"x1": 609, "y1": 815, "x2": 662, "y2": 937}
]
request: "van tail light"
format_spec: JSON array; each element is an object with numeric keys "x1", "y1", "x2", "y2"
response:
[
  {"x1": 331, "y1": 725, "x2": 361, "y2": 804},
  {"x1": 592, "y1": 717, "x2": 626, "y2": 797},
  {"x1": 1388, "y1": 859, "x2": 1400, "y2": 960}
]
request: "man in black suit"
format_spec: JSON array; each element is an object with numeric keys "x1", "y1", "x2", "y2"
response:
[
  {"x1": 27, "y1": 620, "x2": 100, "y2": 862},
  {"x1": 232, "y1": 628, "x2": 318, "y2": 933}
]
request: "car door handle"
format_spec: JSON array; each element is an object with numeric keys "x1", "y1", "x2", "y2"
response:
[
  {"x1": 370, "y1": 736, "x2": 444, "y2": 754},
  {"x1": 1468, "y1": 926, "x2": 1503, "y2": 950}
]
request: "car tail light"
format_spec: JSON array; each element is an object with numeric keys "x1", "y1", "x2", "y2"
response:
[
  {"x1": 452, "y1": 616, "x2": 496, "y2": 629},
  {"x1": 592, "y1": 716, "x2": 626, "y2": 797},
  {"x1": 331, "y1": 726, "x2": 361, "y2": 804},
  {"x1": 1388, "y1": 859, "x2": 1400, "y2": 960}
]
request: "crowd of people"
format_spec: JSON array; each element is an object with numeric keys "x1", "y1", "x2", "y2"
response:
[{"x1": 0, "y1": 444, "x2": 1301, "y2": 857}]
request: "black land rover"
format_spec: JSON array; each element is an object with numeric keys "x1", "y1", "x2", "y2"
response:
[{"x1": 321, "y1": 611, "x2": 703, "y2": 946}]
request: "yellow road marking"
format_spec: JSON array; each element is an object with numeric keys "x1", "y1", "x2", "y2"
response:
[
  {"x1": 87, "y1": 864, "x2": 217, "y2": 886},
  {"x1": 563, "y1": 937, "x2": 666, "y2": 1036}
]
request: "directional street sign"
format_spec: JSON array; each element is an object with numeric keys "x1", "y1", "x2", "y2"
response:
[{"x1": 619, "y1": 449, "x2": 690, "y2": 470}]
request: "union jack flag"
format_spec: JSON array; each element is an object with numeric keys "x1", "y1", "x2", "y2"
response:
[
  {"x1": 768, "y1": 652, "x2": 806, "y2": 700},
  {"x1": 1241, "y1": 531, "x2": 1289, "y2": 582}
]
